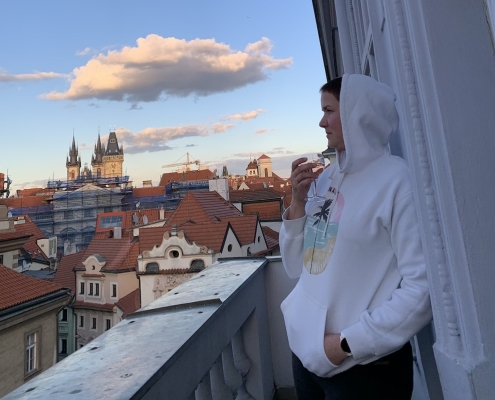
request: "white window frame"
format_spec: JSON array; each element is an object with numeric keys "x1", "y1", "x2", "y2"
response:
[
  {"x1": 79, "y1": 281, "x2": 85, "y2": 295},
  {"x1": 110, "y1": 283, "x2": 118, "y2": 299},
  {"x1": 25, "y1": 330, "x2": 40, "y2": 377}
]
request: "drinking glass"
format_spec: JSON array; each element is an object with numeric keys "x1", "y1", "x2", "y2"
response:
[{"x1": 306, "y1": 153, "x2": 326, "y2": 201}]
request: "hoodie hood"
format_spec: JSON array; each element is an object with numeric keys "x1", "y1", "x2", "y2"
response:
[{"x1": 337, "y1": 74, "x2": 399, "y2": 174}]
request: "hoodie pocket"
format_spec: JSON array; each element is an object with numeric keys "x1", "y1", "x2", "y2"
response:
[{"x1": 281, "y1": 287, "x2": 337, "y2": 376}]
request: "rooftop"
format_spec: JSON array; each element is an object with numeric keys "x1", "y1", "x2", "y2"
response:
[
  {"x1": 0, "y1": 265, "x2": 66, "y2": 311},
  {"x1": 73, "y1": 238, "x2": 139, "y2": 272},
  {"x1": 159, "y1": 169, "x2": 215, "y2": 186}
]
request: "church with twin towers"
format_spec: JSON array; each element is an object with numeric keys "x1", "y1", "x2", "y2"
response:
[{"x1": 66, "y1": 132, "x2": 124, "y2": 181}]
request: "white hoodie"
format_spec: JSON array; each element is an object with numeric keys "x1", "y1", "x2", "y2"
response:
[{"x1": 280, "y1": 74, "x2": 432, "y2": 378}]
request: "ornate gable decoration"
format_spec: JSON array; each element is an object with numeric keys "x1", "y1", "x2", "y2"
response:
[{"x1": 83, "y1": 254, "x2": 106, "y2": 274}]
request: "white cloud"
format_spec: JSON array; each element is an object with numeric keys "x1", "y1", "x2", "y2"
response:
[
  {"x1": 226, "y1": 109, "x2": 266, "y2": 121},
  {"x1": 254, "y1": 128, "x2": 275, "y2": 135},
  {"x1": 88, "y1": 102, "x2": 100, "y2": 108},
  {"x1": 102, "y1": 121, "x2": 236, "y2": 155},
  {"x1": 41, "y1": 35, "x2": 292, "y2": 102},
  {"x1": 0, "y1": 70, "x2": 65, "y2": 83},
  {"x1": 76, "y1": 47, "x2": 92, "y2": 56}
]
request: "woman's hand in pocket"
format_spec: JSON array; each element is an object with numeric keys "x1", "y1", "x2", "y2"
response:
[{"x1": 324, "y1": 333, "x2": 348, "y2": 366}]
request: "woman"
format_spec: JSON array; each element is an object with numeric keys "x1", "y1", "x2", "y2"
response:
[{"x1": 280, "y1": 74, "x2": 432, "y2": 399}]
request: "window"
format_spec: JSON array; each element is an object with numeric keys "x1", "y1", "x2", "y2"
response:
[
  {"x1": 227, "y1": 244, "x2": 233, "y2": 252},
  {"x1": 95, "y1": 283, "x2": 100, "y2": 296},
  {"x1": 0, "y1": 254, "x2": 3, "y2": 265},
  {"x1": 190, "y1": 259, "x2": 205, "y2": 272},
  {"x1": 64, "y1": 210, "x2": 74, "y2": 220},
  {"x1": 105, "y1": 319, "x2": 111, "y2": 331},
  {"x1": 61, "y1": 308, "x2": 68, "y2": 322},
  {"x1": 257, "y1": 236, "x2": 260, "y2": 243},
  {"x1": 169, "y1": 250, "x2": 179, "y2": 258},
  {"x1": 79, "y1": 315, "x2": 85, "y2": 328},
  {"x1": 111, "y1": 284, "x2": 117, "y2": 298},
  {"x1": 80, "y1": 282, "x2": 85, "y2": 295},
  {"x1": 60, "y1": 338, "x2": 67, "y2": 354},
  {"x1": 26, "y1": 332, "x2": 38, "y2": 375},
  {"x1": 89, "y1": 283, "x2": 94, "y2": 295},
  {"x1": 91, "y1": 317, "x2": 97, "y2": 330},
  {"x1": 99, "y1": 215, "x2": 122, "y2": 229},
  {"x1": 103, "y1": 206, "x2": 113, "y2": 213},
  {"x1": 146, "y1": 262, "x2": 159, "y2": 273},
  {"x1": 84, "y1": 209, "x2": 95, "y2": 218}
]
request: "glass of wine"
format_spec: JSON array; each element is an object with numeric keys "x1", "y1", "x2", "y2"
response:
[{"x1": 306, "y1": 153, "x2": 326, "y2": 201}]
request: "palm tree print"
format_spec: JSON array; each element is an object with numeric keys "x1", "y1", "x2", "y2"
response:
[{"x1": 312, "y1": 199, "x2": 333, "y2": 226}]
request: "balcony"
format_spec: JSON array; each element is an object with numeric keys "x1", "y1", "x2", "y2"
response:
[{"x1": 5, "y1": 257, "x2": 298, "y2": 399}]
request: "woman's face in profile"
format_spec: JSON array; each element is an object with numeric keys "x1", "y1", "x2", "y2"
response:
[{"x1": 319, "y1": 92, "x2": 344, "y2": 151}]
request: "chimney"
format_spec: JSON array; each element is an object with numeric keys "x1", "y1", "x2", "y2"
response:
[
  {"x1": 159, "y1": 207, "x2": 165, "y2": 220},
  {"x1": 113, "y1": 226, "x2": 122, "y2": 239}
]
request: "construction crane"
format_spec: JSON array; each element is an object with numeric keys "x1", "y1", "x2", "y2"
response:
[{"x1": 161, "y1": 152, "x2": 201, "y2": 171}]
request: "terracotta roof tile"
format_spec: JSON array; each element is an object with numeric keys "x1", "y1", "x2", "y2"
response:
[
  {"x1": 258, "y1": 154, "x2": 271, "y2": 160},
  {"x1": 243, "y1": 202, "x2": 282, "y2": 221},
  {"x1": 74, "y1": 238, "x2": 139, "y2": 272},
  {"x1": 159, "y1": 169, "x2": 215, "y2": 186},
  {"x1": 13, "y1": 216, "x2": 49, "y2": 261},
  {"x1": 132, "y1": 186, "x2": 165, "y2": 198},
  {"x1": 0, "y1": 229, "x2": 31, "y2": 243},
  {"x1": 54, "y1": 252, "x2": 85, "y2": 292},
  {"x1": 261, "y1": 226, "x2": 279, "y2": 250},
  {"x1": 229, "y1": 188, "x2": 282, "y2": 203},
  {"x1": 115, "y1": 288, "x2": 140, "y2": 318},
  {"x1": 16, "y1": 188, "x2": 55, "y2": 198},
  {"x1": 123, "y1": 208, "x2": 161, "y2": 229},
  {"x1": 165, "y1": 191, "x2": 242, "y2": 227},
  {"x1": 0, "y1": 265, "x2": 66, "y2": 310},
  {"x1": 139, "y1": 223, "x2": 229, "y2": 253},
  {"x1": 220, "y1": 215, "x2": 258, "y2": 245},
  {"x1": 0, "y1": 196, "x2": 48, "y2": 208}
]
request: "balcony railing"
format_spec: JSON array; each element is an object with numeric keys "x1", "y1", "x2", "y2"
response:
[{"x1": 5, "y1": 257, "x2": 297, "y2": 400}]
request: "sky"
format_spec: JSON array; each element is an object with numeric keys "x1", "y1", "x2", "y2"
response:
[{"x1": 0, "y1": 0, "x2": 328, "y2": 191}]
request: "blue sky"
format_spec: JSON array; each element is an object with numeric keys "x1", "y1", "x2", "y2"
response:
[{"x1": 0, "y1": 0, "x2": 327, "y2": 191}]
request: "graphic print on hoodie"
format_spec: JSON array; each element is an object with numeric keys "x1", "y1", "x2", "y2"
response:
[{"x1": 303, "y1": 188, "x2": 345, "y2": 274}]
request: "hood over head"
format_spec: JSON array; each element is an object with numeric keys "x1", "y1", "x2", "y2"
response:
[{"x1": 337, "y1": 74, "x2": 399, "y2": 174}]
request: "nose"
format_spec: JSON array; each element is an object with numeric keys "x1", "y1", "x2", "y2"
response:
[{"x1": 319, "y1": 115, "x2": 327, "y2": 128}]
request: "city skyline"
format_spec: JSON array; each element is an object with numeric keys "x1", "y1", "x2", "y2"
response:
[{"x1": 0, "y1": 1, "x2": 328, "y2": 191}]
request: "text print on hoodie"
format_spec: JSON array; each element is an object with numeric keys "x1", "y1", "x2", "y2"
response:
[{"x1": 280, "y1": 74, "x2": 432, "y2": 378}]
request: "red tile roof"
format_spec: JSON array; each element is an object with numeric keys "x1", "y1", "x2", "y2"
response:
[
  {"x1": 258, "y1": 154, "x2": 271, "y2": 160},
  {"x1": 16, "y1": 188, "x2": 55, "y2": 198},
  {"x1": 54, "y1": 252, "x2": 84, "y2": 293},
  {"x1": 229, "y1": 188, "x2": 282, "y2": 203},
  {"x1": 13, "y1": 216, "x2": 48, "y2": 261},
  {"x1": 115, "y1": 288, "x2": 140, "y2": 318},
  {"x1": 124, "y1": 208, "x2": 161, "y2": 229},
  {"x1": 261, "y1": 226, "x2": 279, "y2": 250},
  {"x1": 220, "y1": 215, "x2": 259, "y2": 245},
  {"x1": 74, "y1": 238, "x2": 139, "y2": 272},
  {"x1": 132, "y1": 186, "x2": 165, "y2": 198},
  {"x1": 165, "y1": 191, "x2": 242, "y2": 227},
  {"x1": 0, "y1": 226, "x2": 32, "y2": 244},
  {"x1": 243, "y1": 202, "x2": 282, "y2": 221},
  {"x1": 0, "y1": 196, "x2": 48, "y2": 208},
  {"x1": 159, "y1": 169, "x2": 215, "y2": 186},
  {"x1": 139, "y1": 223, "x2": 229, "y2": 253},
  {"x1": 0, "y1": 265, "x2": 67, "y2": 311}
]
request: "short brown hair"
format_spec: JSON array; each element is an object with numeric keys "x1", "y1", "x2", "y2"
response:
[{"x1": 320, "y1": 77, "x2": 342, "y2": 101}]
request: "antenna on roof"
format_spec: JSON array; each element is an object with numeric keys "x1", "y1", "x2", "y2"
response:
[{"x1": 142, "y1": 215, "x2": 148, "y2": 225}]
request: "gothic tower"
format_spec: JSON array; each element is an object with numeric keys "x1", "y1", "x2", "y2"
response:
[
  {"x1": 66, "y1": 135, "x2": 81, "y2": 181},
  {"x1": 91, "y1": 134, "x2": 105, "y2": 178},
  {"x1": 102, "y1": 131, "x2": 124, "y2": 178}
]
